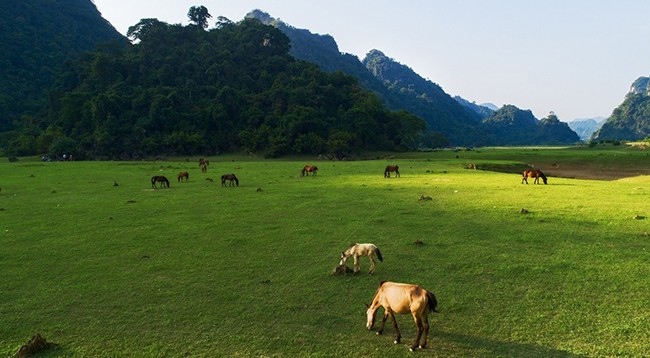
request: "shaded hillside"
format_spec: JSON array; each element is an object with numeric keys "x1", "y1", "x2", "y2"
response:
[
  {"x1": 362, "y1": 50, "x2": 484, "y2": 145},
  {"x1": 595, "y1": 76, "x2": 650, "y2": 141},
  {"x1": 247, "y1": 10, "x2": 483, "y2": 146},
  {"x1": 0, "y1": 0, "x2": 125, "y2": 132},
  {"x1": 11, "y1": 17, "x2": 425, "y2": 158},
  {"x1": 481, "y1": 106, "x2": 579, "y2": 145}
]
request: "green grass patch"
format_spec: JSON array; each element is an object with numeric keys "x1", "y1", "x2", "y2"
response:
[{"x1": 1, "y1": 148, "x2": 649, "y2": 357}]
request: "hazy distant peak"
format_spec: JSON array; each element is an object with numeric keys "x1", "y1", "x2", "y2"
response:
[{"x1": 480, "y1": 103, "x2": 499, "y2": 111}]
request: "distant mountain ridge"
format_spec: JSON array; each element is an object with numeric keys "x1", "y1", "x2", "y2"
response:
[
  {"x1": 247, "y1": 9, "x2": 483, "y2": 146},
  {"x1": 248, "y1": 10, "x2": 579, "y2": 146},
  {"x1": 567, "y1": 118, "x2": 605, "y2": 141},
  {"x1": 454, "y1": 96, "x2": 496, "y2": 119}
]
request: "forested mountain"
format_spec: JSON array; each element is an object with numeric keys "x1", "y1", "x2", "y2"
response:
[
  {"x1": 2, "y1": 4, "x2": 586, "y2": 157},
  {"x1": 481, "y1": 105, "x2": 579, "y2": 145},
  {"x1": 247, "y1": 10, "x2": 483, "y2": 147},
  {"x1": 0, "y1": 0, "x2": 125, "y2": 133},
  {"x1": 361, "y1": 50, "x2": 486, "y2": 144},
  {"x1": 595, "y1": 76, "x2": 650, "y2": 141},
  {"x1": 8, "y1": 16, "x2": 425, "y2": 159},
  {"x1": 246, "y1": 10, "x2": 580, "y2": 147}
]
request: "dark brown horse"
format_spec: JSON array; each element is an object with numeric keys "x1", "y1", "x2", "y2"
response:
[
  {"x1": 366, "y1": 281, "x2": 438, "y2": 351},
  {"x1": 151, "y1": 175, "x2": 170, "y2": 188},
  {"x1": 199, "y1": 158, "x2": 209, "y2": 173},
  {"x1": 522, "y1": 169, "x2": 547, "y2": 184},
  {"x1": 384, "y1": 165, "x2": 400, "y2": 178},
  {"x1": 221, "y1": 173, "x2": 239, "y2": 187},
  {"x1": 177, "y1": 171, "x2": 189, "y2": 182},
  {"x1": 301, "y1": 165, "x2": 318, "y2": 176}
]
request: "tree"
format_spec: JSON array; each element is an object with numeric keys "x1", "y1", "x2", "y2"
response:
[
  {"x1": 187, "y1": 6, "x2": 212, "y2": 29},
  {"x1": 127, "y1": 18, "x2": 166, "y2": 42}
]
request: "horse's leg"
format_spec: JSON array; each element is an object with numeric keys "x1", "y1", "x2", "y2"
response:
[
  {"x1": 377, "y1": 310, "x2": 389, "y2": 335},
  {"x1": 353, "y1": 256, "x2": 360, "y2": 273},
  {"x1": 534, "y1": 176, "x2": 539, "y2": 184},
  {"x1": 410, "y1": 316, "x2": 424, "y2": 351},
  {"x1": 389, "y1": 311, "x2": 401, "y2": 344},
  {"x1": 419, "y1": 315, "x2": 430, "y2": 349},
  {"x1": 368, "y1": 255, "x2": 375, "y2": 275}
]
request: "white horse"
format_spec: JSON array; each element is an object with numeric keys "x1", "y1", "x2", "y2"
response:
[{"x1": 339, "y1": 243, "x2": 383, "y2": 274}]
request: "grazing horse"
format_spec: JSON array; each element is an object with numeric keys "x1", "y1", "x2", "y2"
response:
[
  {"x1": 199, "y1": 158, "x2": 209, "y2": 173},
  {"x1": 221, "y1": 173, "x2": 239, "y2": 187},
  {"x1": 177, "y1": 171, "x2": 189, "y2": 182},
  {"x1": 151, "y1": 176, "x2": 170, "y2": 188},
  {"x1": 339, "y1": 243, "x2": 383, "y2": 274},
  {"x1": 384, "y1": 165, "x2": 400, "y2": 178},
  {"x1": 521, "y1": 169, "x2": 547, "y2": 184},
  {"x1": 301, "y1": 165, "x2": 318, "y2": 176},
  {"x1": 366, "y1": 281, "x2": 438, "y2": 351}
]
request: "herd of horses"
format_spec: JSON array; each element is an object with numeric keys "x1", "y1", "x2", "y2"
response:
[
  {"x1": 336, "y1": 168, "x2": 546, "y2": 350},
  {"x1": 147, "y1": 160, "x2": 548, "y2": 350}
]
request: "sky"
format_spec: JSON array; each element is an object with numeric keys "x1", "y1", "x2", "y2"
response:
[{"x1": 92, "y1": 0, "x2": 650, "y2": 121}]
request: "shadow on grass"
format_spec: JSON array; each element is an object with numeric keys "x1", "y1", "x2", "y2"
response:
[{"x1": 435, "y1": 332, "x2": 586, "y2": 358}]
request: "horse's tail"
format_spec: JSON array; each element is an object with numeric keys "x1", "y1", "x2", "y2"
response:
[
  {"x1": 426, "y1": 290, "x2": 438, "y2": 313},
  {"x1": 374, "y1": 246, "x2": 383, "y2": 262}
]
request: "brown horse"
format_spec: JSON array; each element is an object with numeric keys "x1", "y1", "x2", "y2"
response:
[
  {"x1": 221, "y1": 173, "x2": 239, "y2": 187},
  {"x1": 522, "y1": 169, "x2": 547, "y2": 184},
  {"x1": 301, "y1": 165, "x2": 318, "y2": 176},
  {"x1": 339, "y1": 243, "x2": 383, "y2": 274},
  {"x1": 366, "y1": 281, "x2": 438, "y2": 351},
  {"x1": 151, "y1": 176, "x2": 170, "y2": 188},
  {"x1": 199, "y1": 159, "x2": 209, "y2": 173},
  {"x1": 384, "y1": 165, "x2": 400, "y2": 178},
  {"x1": 177, "y1": 171, "x2": 189, "y2": 182}
]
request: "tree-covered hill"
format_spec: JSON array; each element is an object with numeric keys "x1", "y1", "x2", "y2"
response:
[
  {"x1": 0, "y1": 0, "x2": 125, "y2": 132},
  {"x1": 595, "y1": 76, "x2": 650, "y2": 141},
  {"x1": 10, "y1": 16, "x2": 425, "y2": 159},
  {"x1": 362, "y1": 49, "x2": 485, "y2": 145},
  {"x1": 481, "y1": 105, "x2": 579, "y2": 146},
  {"x1": 246, "y1": 10, "x2": 581, "y2": 147}
]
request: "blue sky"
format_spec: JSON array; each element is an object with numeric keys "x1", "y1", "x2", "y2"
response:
[{"x1": 92, "y1": 0, "x2": 650, "y2": 121}]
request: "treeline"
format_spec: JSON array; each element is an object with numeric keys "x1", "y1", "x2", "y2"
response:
[{"x1": 8, "y1": 17, "x2": 425, "y2": 159}]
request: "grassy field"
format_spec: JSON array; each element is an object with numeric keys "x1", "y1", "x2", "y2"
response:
[{"x1": 1, "y1": 146, "x2": 649, "y2": 357}]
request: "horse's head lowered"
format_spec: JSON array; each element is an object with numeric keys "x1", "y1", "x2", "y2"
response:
[
  {"x1": 365, "y1": 303, "x2": 376, "y2": 330},
  {"x1": 339, "y1": 252, "x2": 348, "y2": 266}
]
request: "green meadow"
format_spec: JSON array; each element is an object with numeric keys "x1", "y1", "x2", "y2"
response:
[{"x1": 1, "y1": 146, "x2": 649, "y2": 357}]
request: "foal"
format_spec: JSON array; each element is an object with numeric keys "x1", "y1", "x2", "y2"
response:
[{"x1": 339, "y1": 243, "x2": 383, "y2": 274}]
